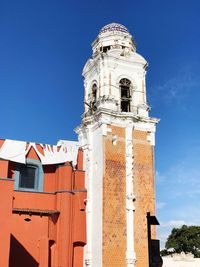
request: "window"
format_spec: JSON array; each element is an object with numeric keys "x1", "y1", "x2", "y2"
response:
[
  {"x1": 100, "y1": 46, "x2": 111, "y2": 53},
  {"x1": 19, "y1": 164, "x2": 38, "y2": 190},
  {"x1": 120, "y1": 78, "x2": 131, "y2": 112},
  {"x1": 14, "y1": 159, "x2": 44, "y2": 192}
]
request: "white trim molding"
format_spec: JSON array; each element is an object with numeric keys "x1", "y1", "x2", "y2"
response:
[{"x1": 125, "y1": 124, "x2": 136, "y2": 266}]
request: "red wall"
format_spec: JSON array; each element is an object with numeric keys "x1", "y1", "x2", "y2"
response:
[
  {"x1": 0, "y1": 143, "x2": 86, "y2": 267},
  {"x1": 0, "y1": 178, "x2": 14, "y2": 267}
]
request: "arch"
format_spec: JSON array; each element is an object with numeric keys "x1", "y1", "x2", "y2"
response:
[
  {"x1": 119, "y1": 78, "x2": 132, "y2": 112},
  {"x1": 91, "y1": 83, "x2": 97, "y2": 103},
  {"x1": 116, "y1": 74, "x2": 135, "y2": 87}
]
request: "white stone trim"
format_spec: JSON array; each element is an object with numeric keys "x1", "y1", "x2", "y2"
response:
[
  {"x1": 82, "y1": 129, "x2": 93, "y2": 267},
  {"x1": 147, "y1": 131, "x2": 155, "y2": 146},
  {"x1": 125, "y1": 125, "x2": 136, "y2": 266},
  {"x1": 77, "y1": 123, "x2": 104, "y2": 267}
]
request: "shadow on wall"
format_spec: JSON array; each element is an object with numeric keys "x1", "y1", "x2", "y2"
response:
[{"x1": 9, "y1": 234, "x2": 39, "y2": 267}]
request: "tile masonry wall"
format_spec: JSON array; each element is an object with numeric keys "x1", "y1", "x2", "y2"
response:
[
  {"x1": 133, "y1": 130, "x2": 156, "y2": 267},
  {"x1": 102, "y1": 126, "x2": 156, "y2": 267},
  {"x1": 103, "y1": 126, "x2": 126, "y2": 267}
]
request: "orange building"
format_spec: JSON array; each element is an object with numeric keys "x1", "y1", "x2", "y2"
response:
[{"x1": 0, "y1": 139, "x2": 86, "y2": 267}]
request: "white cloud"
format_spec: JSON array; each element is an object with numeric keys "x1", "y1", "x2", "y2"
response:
[
  {"x1": 150, "y1": 67, "x2": 200, "y2": 105},
  {"x1": 156, "y1": 171, "x2": 166, "y2": 184},
  {"x1": 156, "y1": 157, "x2": 200, "y2": 249},
  {"x1": 160, "y1": 220, "x2": 193, "y2": 228},
  {"x1": 156, "y1": 158, "x2": 200, "y2": 199},
  {"x1": 157, "y1": 231, "x2": 169, "y2": 246},
  {"x1": 157, "y1": 201, "x2": 167, "y2": 209}
]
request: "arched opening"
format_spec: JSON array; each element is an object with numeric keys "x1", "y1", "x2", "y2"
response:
[
  {"x1": 92, "y1": 83, "x2": 97, "y2": 103},
  {"x1": 120, "y1": 78, "x2": 131, "y2": 112}
]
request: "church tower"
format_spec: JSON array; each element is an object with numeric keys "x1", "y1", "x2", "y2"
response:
[{"x1": 76, "y1": 23, "x2": 159, "y2": 267}]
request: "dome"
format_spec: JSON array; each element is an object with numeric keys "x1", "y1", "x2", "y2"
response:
[{"x1": 99, "y1": 23, "x2": 129, "y2": 35}]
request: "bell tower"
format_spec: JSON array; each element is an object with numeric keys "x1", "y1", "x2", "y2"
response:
[{"x1": 76, "y1": 23, "x2": 159, "y2": 267}]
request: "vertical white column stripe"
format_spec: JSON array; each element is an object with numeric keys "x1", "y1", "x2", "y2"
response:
[
  {"x1": 84, "y1": 129, "x2": 93, "y2": 266},
  {"x1": 126, "y1": 124, "x2": 136, "y2": 266}
]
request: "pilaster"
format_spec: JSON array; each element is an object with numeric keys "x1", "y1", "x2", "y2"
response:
[{"x1": 125, "y1": 124, "x2": 136, "y2": 266}]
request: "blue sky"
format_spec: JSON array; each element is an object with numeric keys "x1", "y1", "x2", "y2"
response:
[{"x1": 0, "y1": 0, "x2": 200, "y2": 248}]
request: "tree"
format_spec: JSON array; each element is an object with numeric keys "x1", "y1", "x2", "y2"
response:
[{"x1": 161, "y1": 225, "x2": 200, "y2": 257}]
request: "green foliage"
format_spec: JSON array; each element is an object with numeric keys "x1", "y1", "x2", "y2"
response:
[
  {"x1": 165, "y1": 225, "x2": 200, "y2": 257},
  {"x1": 160, "y1": 249, "x2": 172, "y2": 256}
]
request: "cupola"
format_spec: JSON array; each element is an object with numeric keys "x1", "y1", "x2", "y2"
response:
[{"x1": 92, "y1": 23, "x2": 136, "y2": 56}]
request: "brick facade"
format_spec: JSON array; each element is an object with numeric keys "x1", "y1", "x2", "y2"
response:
[
  {"x1": 103, "y1": 126, "x2": 126, "y2": 267},
  {"x1": 102, "y1": 127, "x2": 156, "y2": 267},
  {"x1": 133, "y1": 130, "x2": 156, "y2": 267}
]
